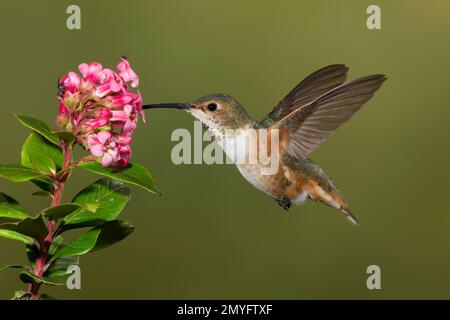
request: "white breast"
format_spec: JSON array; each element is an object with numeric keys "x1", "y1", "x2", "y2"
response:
[
  {"x1": 214, "y1": 127, "x2": 280, "y2": 197},
  {"x1": 236, "y1": 164, "x2": 275, "y2": 196}
]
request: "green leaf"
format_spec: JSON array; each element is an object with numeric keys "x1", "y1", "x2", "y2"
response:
[
  {"x1": 0, "y1": 192, "x2": 29, "y2": 223},
  {"x1": 63, "y1": 178, "x2": 130, "y2": 228},
  {"x1": 45, "y1": 255, "x2": 79, "y2": 280},
  {"x1": 0, "y1": 215, "x2": 47, "y2": 242},
  {"x1": 0, "y1": 229, "x2": 34, "y2": 244},
  {"x1": 52, "y1": 228, "x2": 97, "y2": 258},
  {"x1": 11, "y1": 291, "x2": 30, "y2": 300},
  {"x1": 0, "y1": 164, "x2": 48, "y2": 182},
  {"x1": 91, "y1": 220, "x2": 134, "y2": 252},
  {"x1": 21, "y1": 132, "x2": 63, "y2": 186},
  {"x1": 42, "y1": 203, "x2": 81, "y2": 220},
  {"x1": 46, "y1": 235, "x2": 80, "y2": 280},
  {"x1": 0, "y1": 208, "x2": 28, "y2": 223},
  {"x1": 21, "y1": 132, "x2": 64, "y2": 170},
  {"x1": 0, "y1": 192, "x2": 24, "y2": 211},
  {"x1": 19, "y1": 270, "x2": 65, "y2": 286},
  {"x1": 54, "y1": 229, "x2": 99, "y2": 258},
  {"x1": 54, "y1": 220, "x2": 134, "y2": 258},
  {"x1": 22, "y1": 137, "x2": 57, "y2": 189},
  {"x1": 40, "y1": 293, "x2": 57, "y2": 300},
  {"x1": 0, "y1": 264, "x2": 29, "y2": 272},
  {"x1": 30, "y1": 155, "x2": 56, "y2": 176},
  {"x1": 54, "y1": 131, "x2": 76, "y2": 144},
  {"x1": 30, "y1": 179, "x2": 54, "y2": 193},
  {"x1": 31, "y1": 190, "x2": 53, "y2": 198},
  {"x1": 78, "y1": 161, "x2": 160, "y2": 194},
  {"x1": 48, "y1": 235, "x2": 64, "y2": 256},
  {"x1": 26, "y1": 244, "x2": 38, "y2": 267},
  {"x1": 13, "y1": 114, "x2": 60, "y2": 146}
]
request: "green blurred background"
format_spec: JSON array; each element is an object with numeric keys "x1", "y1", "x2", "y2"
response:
[{"x1": 1, "y1": 0, "x2": 449, "y2": 299}]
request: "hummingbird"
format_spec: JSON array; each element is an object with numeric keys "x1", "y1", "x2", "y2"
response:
[{"x1": 144, "y1": 65, "x2": 386, "y2": 224}]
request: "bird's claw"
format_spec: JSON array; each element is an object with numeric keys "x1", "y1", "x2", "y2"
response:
[{"x1": 277, "y1": 197, "x2": 292, "y2": 210}]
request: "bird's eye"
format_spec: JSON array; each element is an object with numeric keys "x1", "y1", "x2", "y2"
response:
[{"x1": 207, "y1": 103, "x2": 217, "y2": 111}]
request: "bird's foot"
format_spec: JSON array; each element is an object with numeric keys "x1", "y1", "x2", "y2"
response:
[{"x1": 277, "y1": 197, "x2": 292, "y2": 210}]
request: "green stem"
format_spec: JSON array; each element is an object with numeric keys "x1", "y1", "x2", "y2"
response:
[{"x1": 27, "y1": 144, "x2": 73, "y2": 299}]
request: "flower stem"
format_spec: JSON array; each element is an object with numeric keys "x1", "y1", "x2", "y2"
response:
[{"x1": 27, "y1": 144, "x2": 73, "y2": 299}]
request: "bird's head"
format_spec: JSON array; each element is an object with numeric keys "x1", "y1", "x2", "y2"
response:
[{"x1": 143, "y1": 93, "x2": 253, "y2": 135}]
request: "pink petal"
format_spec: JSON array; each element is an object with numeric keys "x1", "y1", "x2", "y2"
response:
[
  {"x1": 123, "y1": 120, "x2": 136, "y2": 133},
  {"x1": 94, "y1": 83, "x2": 112, "y2": 97},
  {"x1": 119, "y1": 145, "x2": 131, "y2": 158},
  {"x1": 86, "y1": 135, "x2": 97, "y2": 146},
  {"x1": 117, "y1": 58, "x2": 130, "y2": 72},
  {"x1": 117, "y1": 58, "x2": 139, "y2": 88},
  {"x1": 114, "y1": 159, "x2": 129, "y2": 167},
  {"x1": 94, "y1": 108, "x2": 112, "y2": 118},
  {"x1": 134, "y1": 92, "x2": 145, "y2": 122},
  {"x1": 101, "y1": 153, "x2": 113, "y2": 167},
  {"x1": 80, "y1": 62, "x2": 101, "y2": 76},
  {"x1": 94, "y1": 71, "x2": 123, "y2": 97},
  {"x1": 106, "y1": 93, "x2": 134, "y2": 107},
  {"x1": 78, "y1": 63, "x2": 89, "y2": 78},
  {"x1": 108, "y1": 148, "x2": 119, "y2": 159},
  {"x1": 124, "y1": 104, "x2": 133, "y2": 115},
  {"x1": 96, "y1": 131, "x2": 112, "y2": 144},
  {"x1": 94, "y1": 117, "x2": 109, "y2": 128},
  {"x1": 60, "y1": 72, "x2": 82, "y2": 93},
  {"x1": 116, "y1": 134, "x2": 132, "y2": 145},
  {"x1": 59, "y1": 101, "x2": 69, "y2": 115},
  {"x1": 78, "y1": 62, "x2": 104, "y2": 82},
  {"x1": 68, "y1": 71, "x2": 81, "y2": 84},
  {"x1": 90, "y1": 145, "x2": 104, "y2": 157},
  {"x1": 110, "y1": 110, "x2": 128, "y2": 122}
]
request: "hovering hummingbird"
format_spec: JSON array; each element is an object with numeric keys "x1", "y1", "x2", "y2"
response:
[{"x1": 144, "y1": 65, "x2": 386, "y2": 224}]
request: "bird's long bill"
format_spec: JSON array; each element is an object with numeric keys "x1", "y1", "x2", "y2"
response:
[{"x1": 142, "y1": 103, "x2": 192, "y2": 110}]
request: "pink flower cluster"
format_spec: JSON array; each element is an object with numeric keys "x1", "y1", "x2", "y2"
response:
[{"x1": 57, "y1": 58, "x2": 144, "y2": 167}]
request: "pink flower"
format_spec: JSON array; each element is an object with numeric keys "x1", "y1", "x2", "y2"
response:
[
  {"x1": 86, "y1": 132, "x2": 133, "y2": 167},
  {"x1": 59, "y1": 72, "x2": 82, "y2": 94},
  {"x1": 116, "y1": 145, "x2": 132, "y2": 167},
  {"x1": 92, "y1": 107, "x2": 112, "y2": 119},
  {"x1": 94, "y1": 69, "x2": 124, "y2": 98},
  {"x1": 87, "y1": 131, "x2": 119, "y2": 167},
  {"x1": 58, "y1": 101, "x2": 69, "y2": 115},
  {"x1": 110, "y1": 105, "x2": 137, "y2": 133},
  {"x1": 105, "y1": 92, "x2": 135, "y2": 107},
  {"x1": 117, "y1": 58, "x2": 139, "y2": 88},
  {"x1": 82, "y1": 117, "x2": 109, "y2": 131},
  {"x1": 56, "y1": 102, "x2": 69, "y2": 128},
  {"x1": 57, "y1": 57, "x2": 144, "y2": 167},
  {"x1": 77, "y1": 107, "x2": 112, "y2": 132},
  {"x1": 78, "y1": 62, "x2": 105, "y2": 83},
  {"x1": 134, "y1": 91, "x2": 145, "y2": 122},
  {"x1": 115, "y1": 135, "x2": 132, "y2": 167}
]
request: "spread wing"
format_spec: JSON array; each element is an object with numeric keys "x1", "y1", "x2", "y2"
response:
[
  {"x1": 274, "y1": 74, "x2": 387, "y2": 159},
  {"x1": 259, "y1": 64, "x2": 349, "y2": 127}
]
